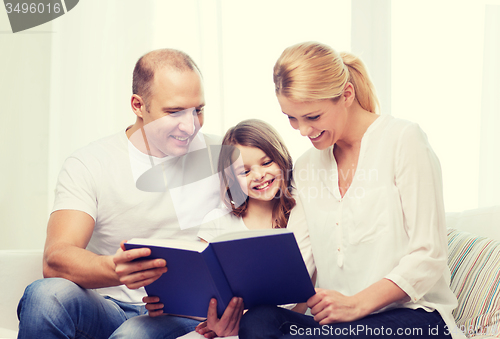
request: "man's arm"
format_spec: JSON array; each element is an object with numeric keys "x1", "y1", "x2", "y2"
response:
[
  {"x1": 43, "y1": 209, "x2": 167, "y2": 289},
  {"x1": 43, "y1": 210, "x2": 119, "y2": 289}
]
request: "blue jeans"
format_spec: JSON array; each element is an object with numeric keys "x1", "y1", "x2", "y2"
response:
[
  {"x1": 109, "y1": 315, "x2": 202, "y2": 339},
  {"x1": 17, "y1": 278, "x2": 200, "y2": 339},
  {"x1": 239, "y1": 305, "x2": 452, "y2": 338}
]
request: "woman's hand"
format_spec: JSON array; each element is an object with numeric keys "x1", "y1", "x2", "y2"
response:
[
  {"x1": 307, "y1": 288, "x2": 364, "y2": 325},
  {"x1": 143, "y1": 296, "x2": 164, "y2": 317},
  {"x1": 307, "y1": 280, "x2": 408, "y2": 325}
]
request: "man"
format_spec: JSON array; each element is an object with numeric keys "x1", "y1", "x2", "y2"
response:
[{"x1": 17, "y1": 49, "x2": 242, "y2": 339}]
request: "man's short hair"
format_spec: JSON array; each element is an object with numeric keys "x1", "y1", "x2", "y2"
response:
[{"x1": 132, "y1": 49, "x2": 202, "y2": 110}]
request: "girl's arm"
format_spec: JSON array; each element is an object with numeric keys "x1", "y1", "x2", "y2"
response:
[
  {"x1": 289, "y1": 268, "x2": 317, "y2": 314},
  {"x1": 284, "y1": 191, "x2": 317, "y2": 315},
  {"x1": 287, "y1": 193, "x2": 316, "y2": 279}
]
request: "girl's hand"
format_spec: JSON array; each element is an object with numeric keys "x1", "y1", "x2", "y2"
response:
[
  {"x1": 307, "y1": 288, "x2": 364, "y2": 325},
  {"x1": 195, "y1": 321, "x2": 217, "y2": 338},
  {"x1": 196, "y1": 297, "x2": 244, "y2": 337},
  {"x1": 143, "y1": 296, "x2": 164, "y2": 317}
]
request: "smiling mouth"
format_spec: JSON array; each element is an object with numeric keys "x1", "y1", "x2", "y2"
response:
[
  {"x1": 309, "y1": 131, "x2": 324, "y2": 140},
  {"x1": 253, "y1": 178, "x2": 275, "y2": 190},
  {"x1": 171, "y1": 135, "x2": 190, "y2": 141}
]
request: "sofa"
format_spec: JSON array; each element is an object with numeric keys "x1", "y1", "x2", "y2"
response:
[
  {"x1": 0, "y1": 250, "x2": 43, "y2": 339},
  {"x1": 1, "y1": 206, "x2": 499, "y2": 339}
]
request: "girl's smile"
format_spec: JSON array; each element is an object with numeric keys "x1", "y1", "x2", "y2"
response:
[
  {"x1": 252, "y1": 178, "x2": 276, "y2": 191},
  {"x1": 232, "y1": 145, "x2": 283, "y2": 203}
]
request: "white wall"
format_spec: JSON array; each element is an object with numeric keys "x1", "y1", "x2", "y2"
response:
[{"x1": 0, "y1": 12, "x2": 52, "y2": 250}]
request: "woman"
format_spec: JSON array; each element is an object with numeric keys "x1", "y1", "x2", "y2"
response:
[{"x1": 238, "y1": 42, "x2": 465, "y2": 339}]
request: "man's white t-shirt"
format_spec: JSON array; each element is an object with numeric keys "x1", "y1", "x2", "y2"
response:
[{"x1": 52, "y1": 129, "x2": 220, "y2": 303}]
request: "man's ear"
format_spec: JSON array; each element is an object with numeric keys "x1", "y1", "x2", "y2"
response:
[
  {"x1": 131, "y1": 94, "x2": 146, "y2": 118},
  {"x1": 343, "y1": 82, "x2": 356, "y2": 107}
]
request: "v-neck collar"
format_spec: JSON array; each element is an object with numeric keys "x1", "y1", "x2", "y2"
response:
[{"x1": 320, "y1": 114, "x2": 387, "y2": 200}]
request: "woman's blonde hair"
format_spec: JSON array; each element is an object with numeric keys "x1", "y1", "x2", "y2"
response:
[
  {"x1": 273, "y1": 41, "x2": 380, "y2": 114},
  {"x1": 218, "y1": 119, "x2": 296, "y2": 229}
]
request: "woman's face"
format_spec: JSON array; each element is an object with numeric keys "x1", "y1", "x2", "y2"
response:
[
  {"x1": 230, "y1": 145, "x2": 283, "y2": 203},
  {"x1": 277, "y1": 94, "x2": 349, "y2": 150}
]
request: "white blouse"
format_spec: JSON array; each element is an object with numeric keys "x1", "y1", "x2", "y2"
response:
[
  {"x1": 197, "y1": 197, "x2": 316, "y2": 311},
  {"x1": 293, "y1": 114, "x2": 465, "y2": 339},
  {"x1": 197, "y1": 196, "x2": 316, "y2": 280}
]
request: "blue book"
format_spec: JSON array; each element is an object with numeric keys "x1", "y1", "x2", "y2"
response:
[{"x1": 125, "y1": 229, "x2": 315, "y2": 318}]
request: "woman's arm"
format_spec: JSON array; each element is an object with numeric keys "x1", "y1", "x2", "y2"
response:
[
  {"x1": 308, "y1": 123, "x2": 448, "y2": 324},
  {"x1": 386, "y1": 123, "x2": 449, "y2": 302}
]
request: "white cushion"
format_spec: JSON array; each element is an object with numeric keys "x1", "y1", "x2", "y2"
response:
[
  {"x1": 446, "y1": 206, "x2": 500, "y2": 241},
  {"x1": 0, "y1": 327, "x2": 18, "y2": 339}
]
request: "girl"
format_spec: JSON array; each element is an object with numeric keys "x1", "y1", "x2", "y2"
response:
[
  {"x1": 199, "y1": 118, "x2": 297, "y2": 238},
  {"x1": 146, "y1": 119, "x2": 315, "y2": 338},
  {"x1": 238, "y1": 42, "x2": 466, "y2": 339}
]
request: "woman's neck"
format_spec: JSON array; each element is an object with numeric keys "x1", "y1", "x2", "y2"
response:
[
  {"x1": 335, "y1": 101, "x2": 378, "y2": 151},
  {"x1": 243, "y1": 198, "x2": 275, "y2": 230}
]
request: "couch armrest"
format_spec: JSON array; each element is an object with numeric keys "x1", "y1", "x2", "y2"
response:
[
  {"x1": 0, "y1": 326, "x2": 19, "y2": 339},
  {"x1": 0, "y1": 250, "x2": 43, "y2": 332}
]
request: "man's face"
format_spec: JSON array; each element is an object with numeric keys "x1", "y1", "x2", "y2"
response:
[{"x1": 141, "y1": 69, "x2": 205, "y2": 157}]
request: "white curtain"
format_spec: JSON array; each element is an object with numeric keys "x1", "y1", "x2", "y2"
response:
[
  {"x1": 390, "y1": 0, "x2": 495, "y2": 213},
  {"x1": 1, "y1": 0, "x2": 353, "y2": 250},
  {"x1": 351, "y1": 0, "x2": 392, "y2": 115},
  {"x1": 479, "y1": 4, "x2": 500, "y2": 208},
  {"x1": 48, "y1": 1, "x2": 156, "y2": 209},
  {"x1": 3, "y1": 0, "x2": 500, "y2": 250}
]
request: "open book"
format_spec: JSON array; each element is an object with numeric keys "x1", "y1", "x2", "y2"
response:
[{"x1": 125, "y1": 229, "x2": 315, "y2": 318}]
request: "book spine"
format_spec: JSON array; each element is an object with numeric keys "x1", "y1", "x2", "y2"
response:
[{"x1": 202, "y1": 245, "x2": 234, "y2": 317}]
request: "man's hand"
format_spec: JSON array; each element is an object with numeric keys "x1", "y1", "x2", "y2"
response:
[
  {"x1": 143, "y1": 296, "x2": 165, "y2": 317},
  {"x1": 195, "y1": 297, "x2": 244, "y2": 338},
  {"x1": 113, "y1": 242, "x2": 168, "y2": 290},
  {"x1": 307, "y1": 288, "x2": 363, "y2": 325}
]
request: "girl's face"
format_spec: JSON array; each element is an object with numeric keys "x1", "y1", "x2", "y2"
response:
[
  {"x1": 277, "y1": 93, "x2": 349, "y2": 150},
  {"x1": 231, "y1": 145, "x2": 283, "y2": 203}
]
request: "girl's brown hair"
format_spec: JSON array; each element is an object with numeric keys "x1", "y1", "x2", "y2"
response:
[
  {"x1": 273, "y1": 41, "x2": 380, "y2": 114},
  {"x1": 218, "y1": 119, "x2": 295, "y2": 228}
]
